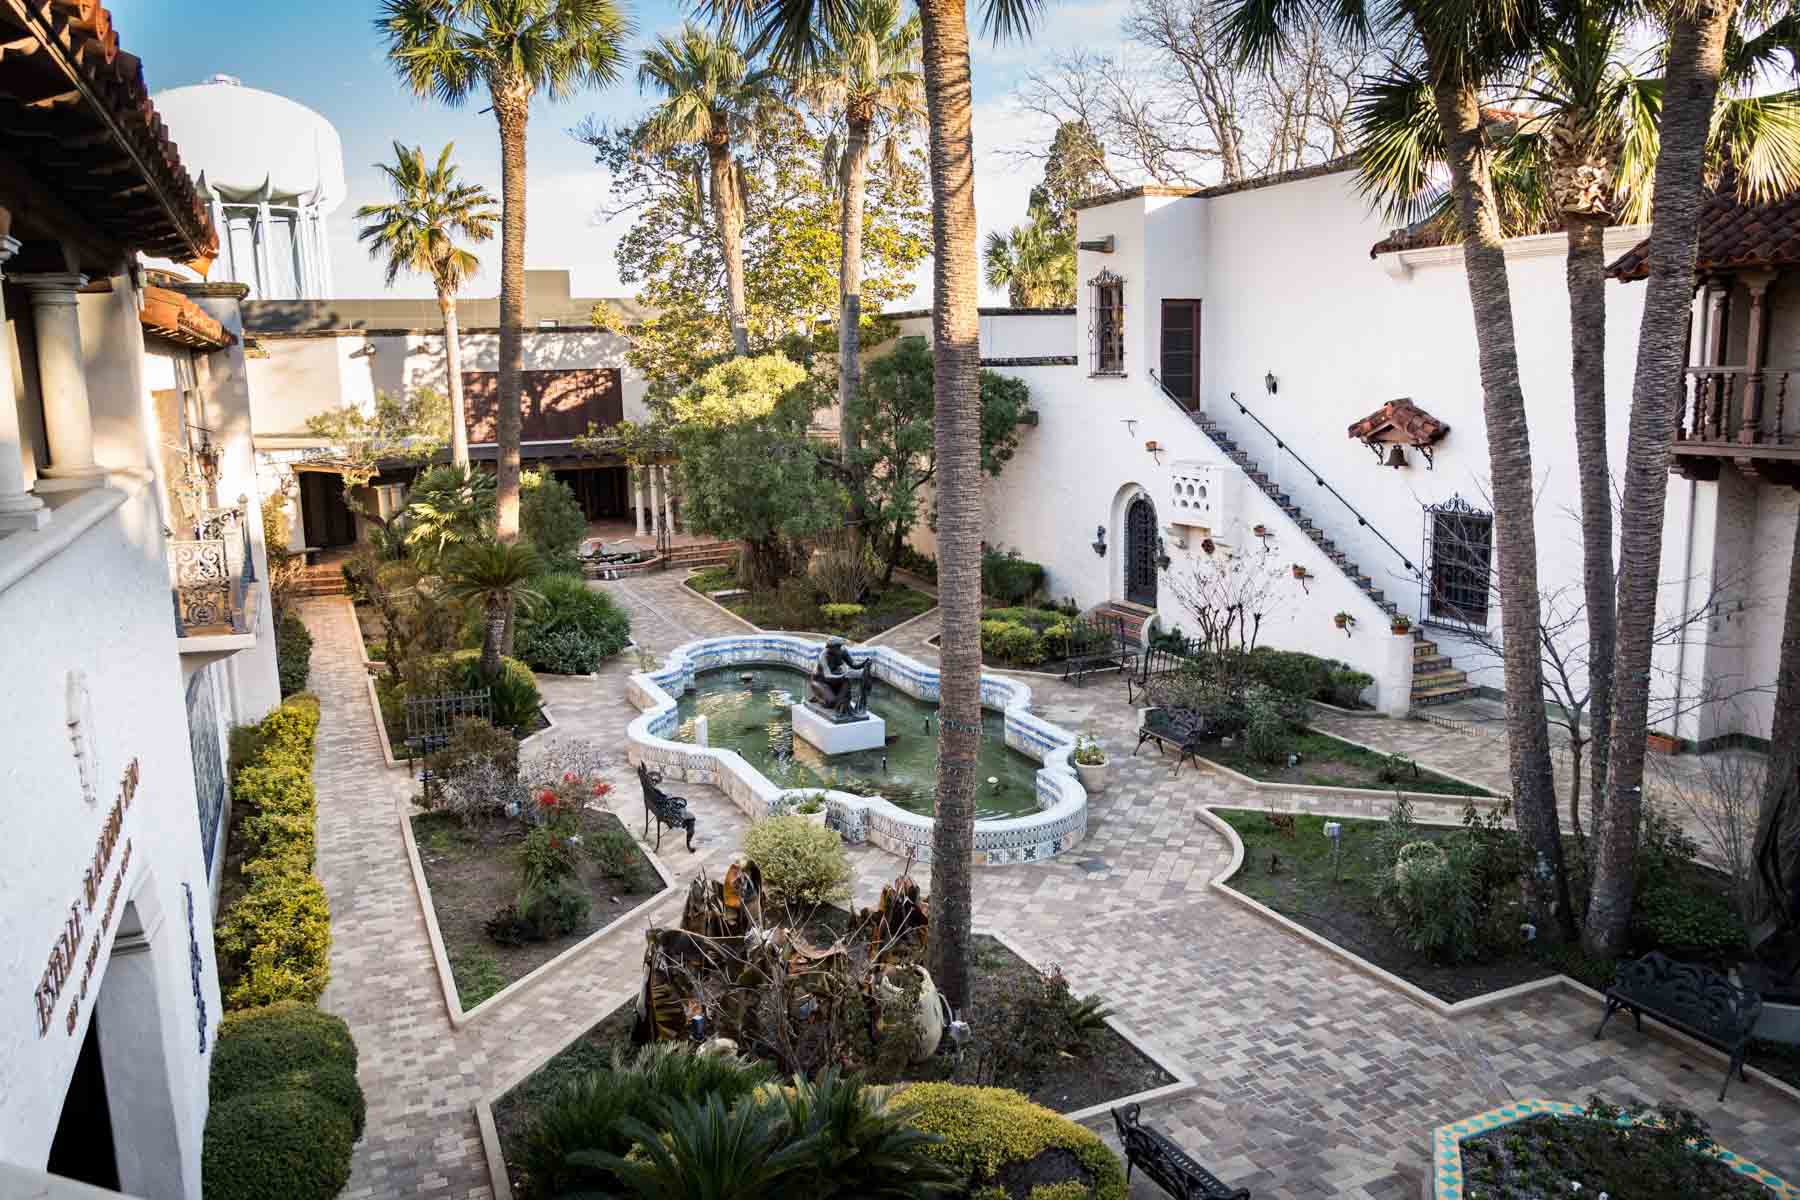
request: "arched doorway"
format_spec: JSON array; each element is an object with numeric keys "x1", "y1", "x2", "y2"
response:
[{"x1": 1125, "y1": 494, "x2": 1158, "y2": 608}]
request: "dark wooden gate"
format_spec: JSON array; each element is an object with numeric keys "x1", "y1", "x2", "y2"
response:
[{"x1": 1126, "y1": 495, "x2": 1158, "y2": 607}]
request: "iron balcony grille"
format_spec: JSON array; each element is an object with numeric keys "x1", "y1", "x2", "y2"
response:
[{"x1": 171, "y1": 504, "x2": 257, "y2": 637}]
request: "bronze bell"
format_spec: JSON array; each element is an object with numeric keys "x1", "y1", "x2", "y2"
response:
[{"x1": 1385, "y1": 444, "x2": 1408, "y2": 469}]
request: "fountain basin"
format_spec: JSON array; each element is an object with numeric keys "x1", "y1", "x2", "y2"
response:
[{"x1": 626, "y1": 634, "x2": 1087, "y2": 866}]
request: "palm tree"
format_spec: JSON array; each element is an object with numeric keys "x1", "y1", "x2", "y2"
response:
[
  {"x1": 443, "y1": 540, "x2": 543, "y2": 679},
  {"x1": 638, "y1": 25, "x2": 782, "y2": 359},
  {"x1": 1351, "y1": 9, "x2": 1800, "y2": 875},
  {"x1": 356, "y1": 141, "x2": 498, "y2": 468},
  {"x1": 790, "y1": 0, "x2": 924, "y2": 525},
  {"x1": 709, "y1": 0, "x2": 1047, "y2": 1017},
  {"x1": 377, "y1": 0, "x2": 632, "y2": 542},
  {"x1": 1230, "y1": 0, "x2": 1578, "y2": 934},
  {"x1": 983, "y1": 198, "x2": 1075, "y2": 306}
]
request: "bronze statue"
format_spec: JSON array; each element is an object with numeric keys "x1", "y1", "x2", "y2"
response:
[{"x1": 807, "y1": 638, "x2": 874, "y2": 719}]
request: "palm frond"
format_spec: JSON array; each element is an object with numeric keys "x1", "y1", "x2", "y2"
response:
[
  {"x1": 1348, "y1": 62, "x2": 1447, "y2": 226},
  {"x1": 1717, "y1": 90, "x2": 1800, "y2": 206}
]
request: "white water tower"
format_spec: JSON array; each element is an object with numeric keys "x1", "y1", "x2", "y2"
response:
[{"x1": 153, "y1": 75, "x2": 347, "y2": 299}]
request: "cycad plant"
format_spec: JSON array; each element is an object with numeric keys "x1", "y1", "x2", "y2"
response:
[
  {"x1": 776, "y1": 1069, "x2": 959, "y2": 1198},
  {"x1": 355, "y1": 142, "x2": 497, "y2": 467},
  {"x1": 377, "y1": 0, "x2": 633, "y2": 542},
  {"x1": 443, "y1": 540, "x2": 543, "y2": 679},
  {"x1": 572, "y1": 1091, "x2": 821, "y2": 1200},
  {"x1": 638, "y1": 25, "x2": 783, "y2": 358},
  {"x1": 789, "y1": 0, "x2": 924, "y2": 522}
]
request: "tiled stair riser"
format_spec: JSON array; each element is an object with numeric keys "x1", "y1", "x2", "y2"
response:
[
  {"x1": 1432, "y1": 1099, "x2": 1799, "y2": 1200},
  {"x1": 623, "y1": 633, "x2": 1088, "y2": 866}
]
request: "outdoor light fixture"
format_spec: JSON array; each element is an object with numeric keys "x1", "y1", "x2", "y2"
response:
[
  {"x1": 1092, "y1": 526, "x2": 1107, "y2": 557},
  {"x1": 1265, "y1": 371, "x2": 1278, "y2": 395},
  {"x1": 1156, "y1": 537, "x2": 1171, "y2": 571},
  {"x1": 193, "y1": 432, "x2": 222, "y2": 485}
]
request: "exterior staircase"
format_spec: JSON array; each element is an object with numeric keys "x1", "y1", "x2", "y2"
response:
[
  {"x1": 288, "y1": 554, "x2": 349, "y2": 598},
  {"x1": 665, "y1": 539, "x2": 741, "y2": 570},
  {"x1": 1187, "y1": 411, "x2": 1479, "y2": 708}
]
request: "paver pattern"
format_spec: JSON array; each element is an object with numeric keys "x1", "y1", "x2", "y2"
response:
[{"x1": 303, "y1": 573, "x2": 1799, "y2": 1200}]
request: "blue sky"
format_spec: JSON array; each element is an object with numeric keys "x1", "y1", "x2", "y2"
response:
[{"x1": 113, "y1": 0, "x2": 1131, "y2": 304}]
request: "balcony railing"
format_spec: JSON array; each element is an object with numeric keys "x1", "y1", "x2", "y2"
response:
[
  {"x1": 171, "y1": 504, "x2": 256, "y2": 637},
  {"x1": 1680, "y1": 365, "x2": 1800, "y2": 448}
]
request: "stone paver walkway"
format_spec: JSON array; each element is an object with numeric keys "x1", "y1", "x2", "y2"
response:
[{"x1": 304, "y1": 575, "x2": 1800, "y2": 1200}]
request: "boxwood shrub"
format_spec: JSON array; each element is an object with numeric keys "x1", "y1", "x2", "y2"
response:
[
  {"x1": 276, "y1": 614, "x2": 313, "y2": 697},
  {"x1": 210, "y1": 1001, "x2": 364, "y2": 1138},
  {"x1": 214, "y1": 695, "x2": 331, "y2": 1010},
  {"x1": 202, "y1": 1088, "x2": 354, "y2": 1200},
  {"x1": 448, "y1": 650, "x2": 543, "y2": 730},
  {"x1": 895, "y1": 1083, "x2": 1127, "y2": 1200}
]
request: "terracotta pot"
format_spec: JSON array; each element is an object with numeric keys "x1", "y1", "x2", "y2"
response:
[{"x1": 1334, "y1": 614, "x2": 1349, "y2": 629}]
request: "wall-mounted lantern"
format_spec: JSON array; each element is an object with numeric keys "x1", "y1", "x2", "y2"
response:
[
  {"x1": 1264, "y1": 371, "x2": 1278, "y2": 396},
  {"x1": 1091, "y1": 526, "x2": 1107, "y2": 557},
  {"x1": 1156, "y1": 537, "x2": 1172, "y2": 570}
]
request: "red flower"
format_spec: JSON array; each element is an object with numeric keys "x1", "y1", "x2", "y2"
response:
[
  {"x1": 538, "y1": 790, "x2": 558, "y2": 808},
  {"x1": 592, "y1": 781, "x2": 613, "y2": 798},
  {"x1": 563, "y1": 771, "x2": 576, "y2": 784}
]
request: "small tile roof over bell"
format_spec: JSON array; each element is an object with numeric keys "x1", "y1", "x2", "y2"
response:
[
  {"x1": 1347, "y1": 398, "x2": 1449, "y2": 446},
  {"x1": 1609, "y1": 184, "x2": 1800, "y2": 281},
  {"x1": 140, "y1": 286, "x2": 235, "y2": 351}
]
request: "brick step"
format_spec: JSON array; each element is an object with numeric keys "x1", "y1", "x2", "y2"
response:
[
  {"x1": 1413, "y1": 655, "x2": 1455, "y2": 674},
  {"x1": 1412, "y1": 667, "x2": 1470, "y2": 690},
  {"x1": 1412, "y1": 684, "x2": 1481, "y2": 706}
]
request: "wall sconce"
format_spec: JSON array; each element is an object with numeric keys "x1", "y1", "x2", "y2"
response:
[
  {"x1": 1091, "y1": 526, "x2": 1107, "y2": 557},
  {"x1": 194, "y1": 432, "x2": 222, "y2": 484},
  {"x1": 1156, "y1": 537, "x2": 1171, "y2": 570},
  {"x1": 1199, "y1": 537, "x2": 1215, "y2": 555},
  {"x1": 1264, "y1": 371, "x2": 1278, "y2": 396}
]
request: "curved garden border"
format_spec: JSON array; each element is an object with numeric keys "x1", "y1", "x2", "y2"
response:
[
  {"x1": 1197, "y1": 805, "x2": 1800, "y2": 1106},
  {"x1": 624, "y1": 632, "x2": 1088, "y2": 867},
  {"x1": 1431, "y1": 1099, "x2": 1798, "y2": 1199}
]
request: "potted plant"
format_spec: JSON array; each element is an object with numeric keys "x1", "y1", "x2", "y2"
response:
[
  {"x1": 1390, "y1": 614, "x2": 1412, "y2": 635},
  {"x1": 1333, "y1": 611, "x2": 1354, "y2": 631},
  {"x1": 791, "y1": 791, "x2": 830, "y2": 828},
  {"x1": 1291, "y1": 564, "x2": 1309, "y2": 580},
  {"x1": 1072, "y1": 735, "x2": 1108, "y2": 794},
  {"x1": 1252, "y1": 523, "x2": 1269, "y2": 537},
  {"x1": 1646, "y1": 729, "x2": 1680, "y2": 755}
]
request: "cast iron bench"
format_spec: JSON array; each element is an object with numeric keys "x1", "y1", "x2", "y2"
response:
[
  {"x1": 1112, "y1": 1105, "x2": 1249, "y2": 1200},
  {"x1": 1135, "y1": 707, "x2": 1209, "y2": 774},
  {"x1": 1062, "y1": 616, "x2": 1131, "y2": 687},
  {"x1": 1593, "y1": 951, "x2": 1763, "y2": 1101},
  {"x1": 402, "y1": 689, "x2": 495, "y2": 800},
  {"x1": 637, "y1": 763, "x2": 697, "y2": 852}
]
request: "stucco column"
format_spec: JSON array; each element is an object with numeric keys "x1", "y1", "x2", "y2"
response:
[
  {"x1": 0, "y1": 231, "x2": 48, "y2": 531},
  {"x1": 17, "y1": 272, "x2": 107, "y2": 491},
  {"x1": 655, "y1": 460, "x2": 669, "y2": 539},
  {"x1": 633, "y1": 464, "x2": 645, "y2": 536},
  {"x1": 661, "y1": 464, "x2": 677, "y2": 538}
]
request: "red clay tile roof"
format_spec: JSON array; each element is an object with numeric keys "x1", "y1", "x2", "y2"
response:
[
  {"x1": 140, "y1": 285, "x2": 234, "y2": 350},
  {"x1": 1347, "y1": 398, "x2": 1449, "y2": 445},
  {"x1": 1608, "y1": 185, "x2": 1800, "y2": 281},
  {"x1": 0, "y1": 0, "x2": 217, "y2": 267}
]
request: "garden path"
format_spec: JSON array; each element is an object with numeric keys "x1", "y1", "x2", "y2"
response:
[{"x1": 301, "y1": 574, "x2": 1800, "y2": 1200}]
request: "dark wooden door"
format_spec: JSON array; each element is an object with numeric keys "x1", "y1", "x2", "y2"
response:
[
  {"x1": 1160, "y1": 299, "x2": 1201, "y2": 410},
  {"x1": 299, "y1": 470, "x2": 357, "y2": 547},
  {"x1": 1126, "y1": 495, "x2": 1159, "y2": 607}
]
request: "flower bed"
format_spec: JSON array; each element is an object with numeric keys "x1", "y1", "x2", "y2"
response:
[
  {"x1": 1197, "y1": 729, "x2": 1490, "y2": 797},
  {"x1": 684, "y1": 565, "x2": 934, "y2": 640},
  {"x1": 1435, "y1": 1098, "x2": 1797, "y2": 1199}
]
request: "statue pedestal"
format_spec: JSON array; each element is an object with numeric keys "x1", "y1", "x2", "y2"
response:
[{"x1": 791, "y1": 703, "x2": 887, "y2": 755}]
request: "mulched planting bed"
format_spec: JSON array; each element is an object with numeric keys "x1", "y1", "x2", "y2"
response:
[
  {"x1": 492, "y1": 932, "x2": 1172, "y2": 1192},
  {"x1": 411, "y1": 809, "x2": 662, "y2": 1009},
  {"x1": 685, "y1": 567, "x2": 934, "y2": 640},
  {"x1": 1460, "y1": 1111, "x2": 1779, "y2": 1198},
  {"x1": 1200, "y1": 730, "x2": 1490, "y2": 796}
]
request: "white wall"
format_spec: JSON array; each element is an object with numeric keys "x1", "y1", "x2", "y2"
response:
[
  {"x1": 246, "y1": 327, "x2": 652, "y2": 439},
  {"x1": 0, "y1": 481, "x2": 220, "y2": 1199}
]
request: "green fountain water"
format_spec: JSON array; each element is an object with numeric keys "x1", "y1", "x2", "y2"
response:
[{"x1": 672, "y1": 666, "x2": 1041, "y2": 820}]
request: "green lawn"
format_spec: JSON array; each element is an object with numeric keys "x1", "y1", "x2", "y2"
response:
[
  {"x1": 1198, "y1": 729, "x2": 1490, "y2": 796},
  {"x1": 685, "y1": 568, "x2": 933, "y2": 641}
]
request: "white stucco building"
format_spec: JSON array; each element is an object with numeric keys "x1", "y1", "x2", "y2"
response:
[
  {"x1": 898, "y1": 162, "x2": 1790, "y2": 744},
  {"x1": 1, "y1": 8, "x2": 280, "y2": 1196}
]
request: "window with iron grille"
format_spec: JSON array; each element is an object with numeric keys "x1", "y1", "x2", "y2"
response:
[
  {"x1": 1090, "y1": 269, "x2": 1125, "y2": 375},
  {"x1": 1422, "y1": 495, "x2": 1493, "y2": 630}
]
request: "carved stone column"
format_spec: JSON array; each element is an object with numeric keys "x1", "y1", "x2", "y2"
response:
[
  {"x1": 648, "y1": 461, "x2": 662, "y2": 541},
  {"x1": 16, "y1": 272, "x2": 106, "y2": 491},
  {"x1": 0, "y1": 225, "x2": 49, "y2": 531},
  {"x1": 661, "y1": 464, "x2": 677, "y2": 537}
]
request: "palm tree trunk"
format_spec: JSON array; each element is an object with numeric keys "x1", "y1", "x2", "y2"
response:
[
  {"x1": 493, "y1": 83, "x2": 530, "y2": 543},
  {"x1": 1585, "y1": 0, "x2": 1738, "y2": 957},
  {"x1": 1431, "y1": 70, "x2": 1575, "y2": 936},
  {"x1": 839, "y1": 117, "x2": 872, "y2": 532},
  {"x1": 919, "y1": 0, "x2": 980, "y2": 1018},
  {"x1": 1754, "y1": 516, "x2": 1800, "y2": 927},
  {"x1": 441, "y1": 288, "x2": 470, "y2": 469},
  {"x1": 711, "y1": 141, "x2": 752, "y2": 357},
  {"x1": 483, "y1": 597, "x2": 506, "y2": 681},
  {"x1": 1566, "y1": 213, "x2": 1614, "y2": 844}
]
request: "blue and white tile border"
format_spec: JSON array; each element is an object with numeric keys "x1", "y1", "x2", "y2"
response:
[
  {"x1": 1431, "y1": 1099, "x2": 1798, "y2": 1199},
  {"x1": 624, "y1": 633, "x2": 1088, "y2": 866}
]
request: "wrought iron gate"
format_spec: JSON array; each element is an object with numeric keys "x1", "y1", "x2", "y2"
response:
[
  {"x1": 1421, "y1": 494, "x2": 1493, "y2": 631},
  {"x1": 1126, "y1": 495, "x2": 1158, "y2": 607}
]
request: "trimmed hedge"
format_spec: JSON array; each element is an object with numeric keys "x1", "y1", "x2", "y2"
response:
[
  {"x1": 981, "y1": 551, "x2": 1046, "y2": 605},
  {"x1": 203, "y1": 1088, "x2": 354, "y2": 1200},
  {"x1": 210, "y1": 1001, "x2": 364, "y2": 1139},
  {"x1": 895, "y1": 1083, "x2": 1127, "y2": 1200},
  {"x1": 214, "y1": 695, "x2": 331, "y2": 1010},
  {"x1": 276, "y1": 614, "x2": 314, "y2": 697}
]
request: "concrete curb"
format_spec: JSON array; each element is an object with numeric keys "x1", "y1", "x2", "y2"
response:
[
  {"x1": 399, "y1": 796, "x2": 680, "y2": 1030},
  {"x1": 864, "y1": 602, "x2": 940, "y2": 647},
  {"x1": 1172, "y1": 726, "x2": 1500, "y2": 812},
  {"x1": 1197, "y1": 805, "x2": 1800, "y2": 1108},
  {"x1": 676, "y1": 570, "x2": 763, "y2": 632}
]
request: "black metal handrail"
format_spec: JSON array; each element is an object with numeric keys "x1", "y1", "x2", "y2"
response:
[{"x1": 1148, "y1": 370, "x2": 1421, "y2": 582}]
